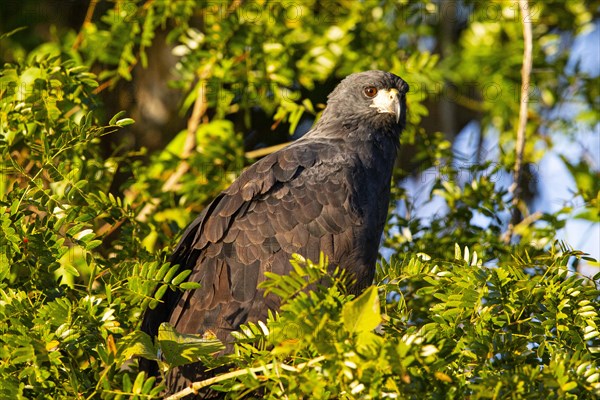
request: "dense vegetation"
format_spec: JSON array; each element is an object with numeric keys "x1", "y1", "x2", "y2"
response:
[{"x1": 1, "y1": 1, "x2": 598, "y2": 398}]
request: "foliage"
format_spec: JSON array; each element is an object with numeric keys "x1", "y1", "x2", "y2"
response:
[
  {"x1": 1, "y1": 1, "x2": 598, "y2": 399},
  {"x1": 127, "y1": 250, "x2": 600, "y2": 399}
]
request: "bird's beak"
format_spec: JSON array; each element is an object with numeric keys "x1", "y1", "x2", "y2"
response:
[{"x1": 370, "y1": 88, "x2": 402, "y2": 124}]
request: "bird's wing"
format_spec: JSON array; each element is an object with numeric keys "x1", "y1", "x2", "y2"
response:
[{"x1": 142, "y1": 140, "x2": 361, "y2": 344}]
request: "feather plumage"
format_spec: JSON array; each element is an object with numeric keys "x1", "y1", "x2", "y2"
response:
[{"x1": 140, "y1": 70, "x2": 409, "y2": 396}]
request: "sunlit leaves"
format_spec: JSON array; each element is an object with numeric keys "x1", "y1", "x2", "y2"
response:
[
  {"x1": 1, "y1": 0, "x2": 599, "y2": 399},
  {"x1": 375, "y1": 245, "x2": 600, "y2": 398},
  {"x1": 156, "y1": 323, "x2": 225, "y2": 368},
  {"x1": 342, "y1": 286, "x2": 381, "y2": 334}
]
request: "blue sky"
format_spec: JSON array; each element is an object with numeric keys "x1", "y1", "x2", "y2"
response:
[{"x1": 542, "y1": 21, "x2": 599, "y2": 263}]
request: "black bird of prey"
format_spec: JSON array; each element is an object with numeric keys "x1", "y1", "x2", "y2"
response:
[{"x1": 141, "y1": 70, "x2": 409, "y2": 393}]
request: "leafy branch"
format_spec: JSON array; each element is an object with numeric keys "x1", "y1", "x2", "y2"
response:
[{"x1": 164, "y1": 356, "x2": 326, "y2": 400}]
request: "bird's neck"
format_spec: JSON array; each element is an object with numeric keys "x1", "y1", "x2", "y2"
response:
[
  {"x1": 304, "y1": 114, "x2": 403, "y2": 179},
  {"x1": 311, "y1": 115, "x2": 402, "y2": 143}
]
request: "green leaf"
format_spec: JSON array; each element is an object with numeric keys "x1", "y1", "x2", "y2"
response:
[
  {"x1": 163, "y1": 264, "x2": 180, "y2": 284},
  {"x1": 342, "y1": 286, "x2": 381, "y2": 333},
  {"x1": 132, "y1": 371, "x2": 146, "y2": 394},
  {"x1": 122, "y1": 373, "x2": 132, "y2": 393},
  {"x1": 179, "y1": 281, "x2": 201, "y2": 290},
  {"x1": 561, "y1": 381, "x2": 577, "y2": 391},
  {"x1": 157, "y1": 323, "x2": 225, "y2": 368},
  {"x1": 115, "y1": 118, "x2": 135, "y2": 127},
  {"x1": 171, "y1": 269, "x2": 192, "y2": 286},
  {"x1": 154, "y1": 284, "x2": 169, "y2": 300},
  {"x1": 109, "y1": 110, "x2": 127, "y2": 125},
  {"x1": 120, "y1": 330, "x2": 158, "y2": 361}
]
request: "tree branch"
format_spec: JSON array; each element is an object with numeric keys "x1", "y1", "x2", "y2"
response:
[
  {"x1": 72, "y1": 0, "x2": 98, "y2": 50},
  {"x1": 244, "y1": 142, "x2": 291, "y2": 159},
  {"x1": 163, "y1": 356, "x2": 326, "y2": 400},
  {"x1": 505, "y1": 0, "x2": 533, "y2": 243},
  {"x1": 96, "y1": 65, "x2": 212, "y2": 239},
  {"x1": 135, "y1": 66, "x2": 211, "y2": 222}
]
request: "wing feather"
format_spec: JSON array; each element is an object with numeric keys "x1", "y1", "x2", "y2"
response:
[{"x1": 141, "y1": 140, "x2": 371, "y2": 390}]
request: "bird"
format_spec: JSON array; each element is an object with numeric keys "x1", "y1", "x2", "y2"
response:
[{"x1": 140, "y1": 70, "x2": 409, "y2": 395}]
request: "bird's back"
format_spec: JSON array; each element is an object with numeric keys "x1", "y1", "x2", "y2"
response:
[{"x1": 142, "y1": 137, "x2": 396, "y2": 392}]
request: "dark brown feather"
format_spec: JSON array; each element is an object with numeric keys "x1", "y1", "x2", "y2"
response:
[{"x1": 140, "y1": 70, "x2": 409, "y2": 397}]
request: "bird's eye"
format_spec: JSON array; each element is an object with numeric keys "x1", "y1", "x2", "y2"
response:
[{"x1": 364, "y1": 87, "x2": 378, "y2": 98}]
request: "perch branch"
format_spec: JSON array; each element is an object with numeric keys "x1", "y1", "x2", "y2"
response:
[{"x1": 164, "y1": 356, "x2": 325, "y2": 400}]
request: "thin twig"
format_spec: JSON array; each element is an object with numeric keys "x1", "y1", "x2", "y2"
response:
[
  {"x1": 245, "y1": 142, "x2": 291, "y2": 159},
  {"x1": 72, "y1": 0, "x2": 98, "y2": 50},
  {"x1": 505, "y1": 0, "x2": 533, "y2": 243},
  {"x1": 136, "y1": 65, "x2": 212, "y2": 222},
  {"x1": 96, "y1": 219, "x2": 125, "y2": 238},
  {"x1": 164, "y1": 356, "x2": 326, "y2": 400}
]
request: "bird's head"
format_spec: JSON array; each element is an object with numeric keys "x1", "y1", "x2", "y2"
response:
[{"x1": 316, "y1": 70, "x2": 409, "y2": 137}]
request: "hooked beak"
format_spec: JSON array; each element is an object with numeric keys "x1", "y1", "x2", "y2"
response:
[{"x1": 369, "y1": 88, "x2": 402, "y2": 123}]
